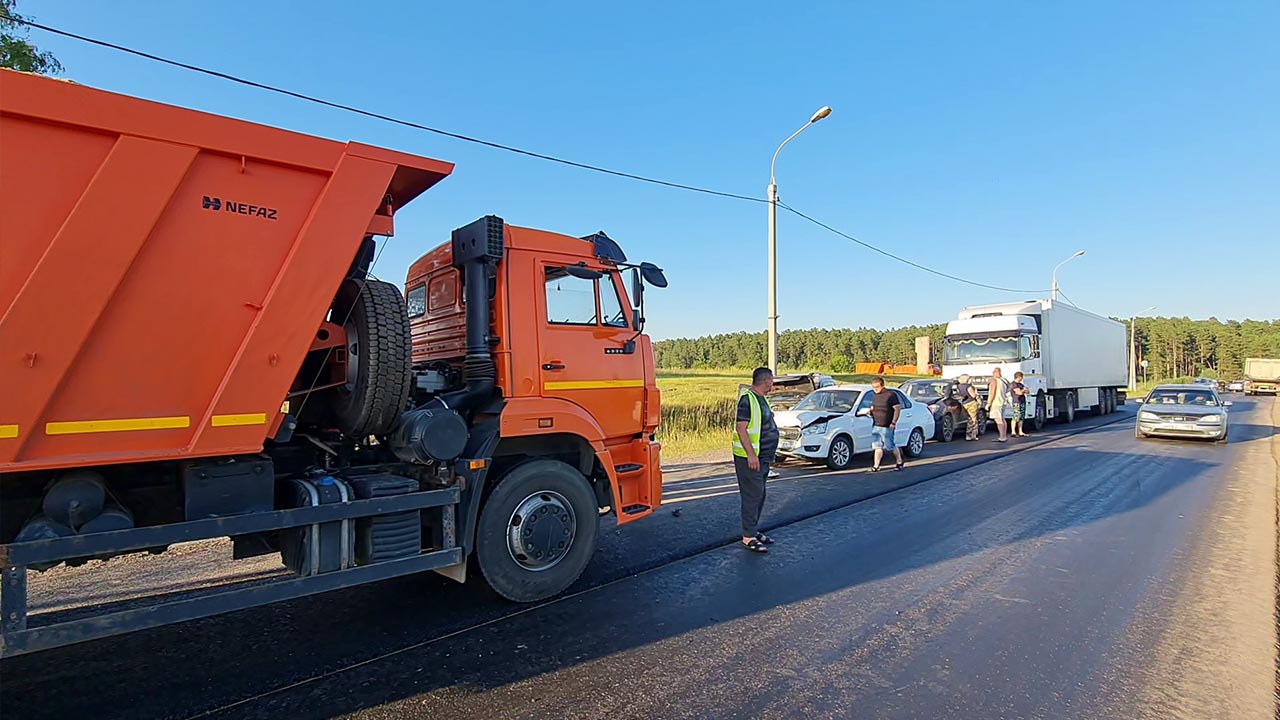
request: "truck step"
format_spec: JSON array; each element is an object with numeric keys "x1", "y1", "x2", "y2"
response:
[{"x1": 620, "y1": 504, "x2": 651, "y2": 515}]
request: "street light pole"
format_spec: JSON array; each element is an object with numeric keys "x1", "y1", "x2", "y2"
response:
[
  {"x1": 1128, "y1": 305, "x2": 1156, "y2": 391},
  {"x1": 1051, "y1": 250, "x2": 1086, "y2": 301},
  {"x1": 768, "y1": 106, "x2": 831, "y2": 372}
]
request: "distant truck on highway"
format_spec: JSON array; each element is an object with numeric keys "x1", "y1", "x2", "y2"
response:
[
  {"x1": 0, "y1": 70, "x2": 666, "y2": 656},
  {"x1": 1243, "y1": 358, "x2": 1280, "y2": 395},
  {"x1": 940, "y1": 300, "x2": 1128, "y2": 429}
]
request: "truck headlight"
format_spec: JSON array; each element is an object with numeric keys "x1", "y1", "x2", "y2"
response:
[
  {"x1": 1198, "y1": 414, "x2": 1222, "y2": 423},
  {"x1": 1139, "y1": 411, "x2": 1159, "y2": 421},
  {"x1": 802, "y1": 422, "x2": 828, "y2": 436}
]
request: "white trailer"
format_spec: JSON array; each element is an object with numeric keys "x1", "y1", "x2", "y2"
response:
[{"x1": 940, "y1": 299, "x2": 1128, "y2": 430}]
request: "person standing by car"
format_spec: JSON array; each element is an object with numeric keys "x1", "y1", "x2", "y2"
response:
[
  {"x1": 869, "y1": 377, "x2": 905, "y2": 472},
  {"x1": 732, "y1": 367, "x2": 779, "y2": 554},
  {"x1": 988, "y1": 368, "x2": 1010, "y2": 442},
  {"x1": 957, "y1": 374, "x2": 982, "y2": 440},
  {"x1": 1009, "y1": 371, "x2": 1029, "y2": 437}
]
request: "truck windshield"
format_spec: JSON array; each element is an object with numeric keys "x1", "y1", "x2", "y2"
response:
[{"x1": 944, "y1": 337, "x2": 1022, "y2": 363}]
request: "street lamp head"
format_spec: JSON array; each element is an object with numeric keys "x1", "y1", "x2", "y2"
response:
[
  {"x1": 1072, "y1": 250, "x2": 1086, "y2": 258},
  {"x1": 810, "y1": 106, "x2": 833, "y2": 123}
]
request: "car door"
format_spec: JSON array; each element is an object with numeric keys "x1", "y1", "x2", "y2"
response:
[
  {"x1": 851, "y1": 390, "x2": 875, "y2": 451},
  {"x1": 536, "y1": 260, "x2": 645, "y2": 440},
  {"x1": 892, "y1": 389, "x2": 915, "y2": 446}
]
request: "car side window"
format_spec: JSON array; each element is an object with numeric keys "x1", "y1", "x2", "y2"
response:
[
  {"x1": 893, "y1": 389, "x2": 912, "y2": 409},
  {"x1": 544, "y1": 267, "x2": 598, "y2": 325},
  {"x1": 856, "y1": 391, "x2": 874, "y2": 414}
]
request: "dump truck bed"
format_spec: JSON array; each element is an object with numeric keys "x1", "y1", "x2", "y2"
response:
[{"x1": 0, "y1": 69, "x2": 453, "y2": 473}]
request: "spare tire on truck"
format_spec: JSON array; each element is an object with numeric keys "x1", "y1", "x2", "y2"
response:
[{"x1": 327, "y1": 278, "x2": 412, "y2": 438}]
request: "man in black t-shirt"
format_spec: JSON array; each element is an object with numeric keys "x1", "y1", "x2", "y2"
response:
[{"x1": 868, "y1": 376, "x2": 904, "y2": 471}]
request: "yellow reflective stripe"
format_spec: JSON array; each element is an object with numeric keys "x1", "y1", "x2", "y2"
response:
[
  {"x1": 0, "y1": 424, "x2": 18, "y2": 439},
  {"x1": 46, "y1": 416, "x2": 190, "y2": 435},
  {"x1": 543, "y1": 379, "x2": 645, "y2": 391},
  {"x1": 211, "y1": 413, "x2": 268, "y2": 428}
]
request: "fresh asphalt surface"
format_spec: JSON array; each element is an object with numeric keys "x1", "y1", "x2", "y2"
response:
[{"x1": 2, "y1": 397, "x2": 1276, "y2": 719}]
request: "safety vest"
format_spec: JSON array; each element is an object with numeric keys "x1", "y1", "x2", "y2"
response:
[{"x1": 731, "y1": 389, "x2": 763, "y2": 457}]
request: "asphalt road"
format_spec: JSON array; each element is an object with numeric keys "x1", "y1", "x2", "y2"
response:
[{"x1": 2, "y1": 397, "x2": 1275, "y2": 720}]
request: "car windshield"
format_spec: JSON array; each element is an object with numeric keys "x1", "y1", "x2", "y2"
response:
[
  {"x1": 793, "y1": 390, "x2": 860, "y2": 413},
  {"x1": 944, "y1": 337, "x2": 1021, "y2": 363},
  {"x1": 904, "y1": 381, "x2": 949, "y2": 399},
  {"x1": 1146, "y1": 389, "x2": 1219, "y2": 406}
]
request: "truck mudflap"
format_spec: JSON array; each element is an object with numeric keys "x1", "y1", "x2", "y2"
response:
[{"x1": 0, "y1": 482, "x2": 465, "y2": 658}]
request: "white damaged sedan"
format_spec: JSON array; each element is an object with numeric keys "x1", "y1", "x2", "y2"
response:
[{"x1": 774, "y1": 385, "x2": 935, "y2": 470}]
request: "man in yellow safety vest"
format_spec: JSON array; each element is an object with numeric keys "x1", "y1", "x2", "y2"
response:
[{"x1": 732, "y1": 367, "x2": 779, "y2": 553}]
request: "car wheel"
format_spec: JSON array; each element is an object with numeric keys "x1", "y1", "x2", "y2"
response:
[
  {"x1": 826, "y1": 435, "x2": 855, "y2": 471},
  {"x1": 905, "y1": 427, "x2": 926, "y2": 458},
  {"x1": 1215, "y1": 428, "x2": 1228, "y2": 444},
  {"x1": 937, "y1": 413, "x2": 955, "y2": 442},
  {"x1": 974, "y1": 409, "x2": 988, "y2": 437}
]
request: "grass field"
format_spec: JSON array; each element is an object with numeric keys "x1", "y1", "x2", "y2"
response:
[{"x1": 656, "y1": 369, "x2": 929, "y2": 461}]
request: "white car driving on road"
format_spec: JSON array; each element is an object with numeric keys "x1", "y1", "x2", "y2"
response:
[{"x1": 774, "y1": 384, "x2": 936, "y2": 470}]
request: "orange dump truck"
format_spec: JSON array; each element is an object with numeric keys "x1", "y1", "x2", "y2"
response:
[{"x1": 0, "y1": 69, "x2": 665, "y2": 656}]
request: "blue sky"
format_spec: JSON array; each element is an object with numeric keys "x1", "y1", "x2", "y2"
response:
[{"x1": 22, "y1": 1, "x2": 1279, "y2": 339}]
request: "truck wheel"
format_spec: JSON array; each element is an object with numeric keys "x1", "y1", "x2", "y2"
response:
[
  {"x1": 1093, "y1": 390, "x2": 1108, "y2": 417},
  {"x1": 328, "y1": 279, "x2": 412, "y2": 438},
  {"x1": 1032, "y1": 393, "x2": 1047, "y2": 431},
  {"x1": 826, "y1": 435, "x2": 855, "y2": 470},
  {"x1": 936, "y1": 413, "x2": 955, "y2": 442},
  {"x1": 1060, "y1": 392, "x2": 1076, "y2": 424},
  {"x1": 904, "y1": 428, "x2": 926, "y2": 458},
  {"x1": 474, "y1": 459, "x2": 599, "y2": 603}
]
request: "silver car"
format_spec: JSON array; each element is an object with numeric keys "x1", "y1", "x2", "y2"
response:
[{"x1": 1136, "y1": 383, "x2": 1231, "y2": 442}]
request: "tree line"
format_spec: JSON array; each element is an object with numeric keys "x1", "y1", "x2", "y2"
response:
[{"x1": 655, "y1": 317, "x2": 1280, "y2": 378}]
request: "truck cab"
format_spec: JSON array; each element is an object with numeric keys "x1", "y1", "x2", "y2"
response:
[{"x1": 405, "y1": 222, "x2": 663, "y2": 525}]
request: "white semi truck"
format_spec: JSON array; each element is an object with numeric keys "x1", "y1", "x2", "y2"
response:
[{"x1": 941, "y1": 299, "x2": 1128, "y2": 430}]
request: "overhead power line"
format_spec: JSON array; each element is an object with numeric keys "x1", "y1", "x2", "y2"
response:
[
  {"x1": 4, "y1": 14, "x2": 762, "y2": 204},
  {"x1": 777, "y1": 202, "x2": 1049, "y2": 294},
  {"x1": 7, "y1": 13, "x2": 1050, "y2": 297}
]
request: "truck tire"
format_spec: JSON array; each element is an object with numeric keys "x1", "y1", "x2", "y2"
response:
[
  {"x1": 328, "y1": 279, "x2": 412, "y2": 438},
  {"x1": 1031, "y1": 392, "x2": 1047, "y2": 431},
  {"x1": 1061, "y1": 391, "x2": 1076, "y2": 424},
  {"x1": 474, "y1": 459, "x2": 599, "y2": 603}
]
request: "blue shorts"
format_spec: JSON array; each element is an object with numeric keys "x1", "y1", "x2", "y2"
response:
[{"x1": 871, "y1": 426, "x2": 896, "y2": 451}]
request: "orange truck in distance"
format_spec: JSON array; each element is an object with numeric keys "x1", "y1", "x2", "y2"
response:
[{"x1": 0, "y1": 69, "x2": 665, "y2": 656}]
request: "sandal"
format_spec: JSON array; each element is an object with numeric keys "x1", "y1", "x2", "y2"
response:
[
  {"x1": 742, "y1": 538, "x2": 768, "y2": 553},
  {"x1": 755, "y1": 532, "x2": 776, "y2": 545},
  {"x1": 870, "y1": 465, "x2": 881, "y2": 473},
  {"x1": 895, "y1": 462, "x2": 904, "y2": 471}
]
